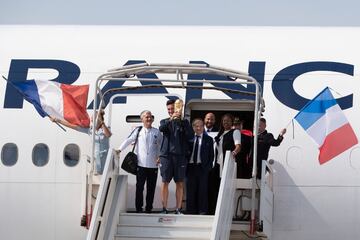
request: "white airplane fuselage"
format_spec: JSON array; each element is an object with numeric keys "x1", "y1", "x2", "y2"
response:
[{"x1": 0, "y1": 25, "x2": 359, "y2": 240}]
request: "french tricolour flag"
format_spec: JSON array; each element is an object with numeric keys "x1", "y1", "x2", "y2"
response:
[
  {"x1": 294, "y1": 87, "x2": 358, "y2": 164},
  {"x1": 9, "y1": 80, "x2": 90, "y2": 128}
]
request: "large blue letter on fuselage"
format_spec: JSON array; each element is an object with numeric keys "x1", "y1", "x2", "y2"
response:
[
  {"x1": 4, "y1": 59, "x2": 80, "y2": 108},
  {"x1": 272, "y1": 61, "x2": 354, "y2": 110}
]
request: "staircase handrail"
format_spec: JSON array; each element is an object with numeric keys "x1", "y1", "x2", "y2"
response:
[
  {"x1": 210, "y1": 151, "x2": 237, "y2": 240},
  {"x1": 86, "y1": 148, "x2": 118, "y2": 240}
]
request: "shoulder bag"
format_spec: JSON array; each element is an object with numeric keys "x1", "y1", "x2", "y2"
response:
[{"x1": 121, "y1": 126, "x2": 142, "y2": 175}]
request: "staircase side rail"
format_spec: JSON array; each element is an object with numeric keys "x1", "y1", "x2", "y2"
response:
[
  {"x1": 210, "y1": 151, "x2": 237, "y2": 240},
  {"x1": 87, "y1": 148, "x2": 118, "y2": 240},
  {"x1": 259, "y1": 159, "x2": 275, "y2": 239},
  {"x1": 261, "y1": 159, "x2": 274, "y2": 191}
]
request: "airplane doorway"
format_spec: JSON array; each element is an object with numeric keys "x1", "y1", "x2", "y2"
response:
[
  {"x1": 190, "y1": 110, "x2": 254, "y2": 131},
  {"x1": 186, "y1": 99, "x2": 255, "y2": 132}
]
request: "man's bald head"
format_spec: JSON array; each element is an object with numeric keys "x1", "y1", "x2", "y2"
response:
[{"x1": 204, "y1": 112, "x2": 216, "y2": 129}]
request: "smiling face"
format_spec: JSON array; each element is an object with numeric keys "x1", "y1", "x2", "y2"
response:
[
  {"x1": 192, "y1": 119, "x2": 204, "y2": 135},
  {"x1": 204, "y1": 113, "x2": 216, "y2": 129},
  {"x1": 167, "y1": 103, "x2": 174, "y2": 117},
  {"x1": 141, "y1": 111, "x2": 153, "y2": 128},
  {"x1": 222, "y1": 115, "x2": 233, "y2": 131}
]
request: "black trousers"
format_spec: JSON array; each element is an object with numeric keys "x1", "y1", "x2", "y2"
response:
[
  {"x1": 237, "y1": 157, "x2": 252, "y2": 179},
  {"x1": 186, "y1": 164, "x2": 209, "y2": 214},
  {"x1": 136, "y1": 166, "x2": 158, "y2": 212}
]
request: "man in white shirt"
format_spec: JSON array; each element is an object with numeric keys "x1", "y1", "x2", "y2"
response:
[{"x1": 117, "y1": 110, "x2": 162, "y2": 213}]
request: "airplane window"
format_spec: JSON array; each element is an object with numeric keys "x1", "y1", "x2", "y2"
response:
[
  {"x1": 32, "y1": 143, "x2": 49, "y2": 167},
  {"x1": 1, "y1": 143, "x2": 18, "y2": 166},
  {"x1": 63, "y1": 144, "x2": 80, "y2": 167},
  {"x1": 126, "y1": 115, "x2": 154, "y2": 123}
]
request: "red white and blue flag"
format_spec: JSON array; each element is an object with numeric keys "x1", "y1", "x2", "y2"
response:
[
  {"x1": 9, "y1": 80, "x2": 90, "y2": 128},
  {"x1": 294, "y1": 87, "x2": 358, "y2": 164}
]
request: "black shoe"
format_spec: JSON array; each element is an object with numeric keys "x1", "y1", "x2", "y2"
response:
[
  {"x1": 80, "y1": 215, "x2": 87, "y2": 227},
  {"x1": 161, "y1": 207, "x2": 168, "y2": 214},
  {"x1": 145, "y1": 209, "x2": 152, "y2": 214},
  {"x1": 175, "y1": 208, "x2": 183, "y2": 215},
  {"x1": 136, "y1": 209, "x2": 143, "y2": 213}
]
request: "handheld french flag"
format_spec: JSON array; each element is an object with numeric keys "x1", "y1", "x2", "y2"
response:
[
  {"x1": 8, "y1": 79, "x2": 90, "y2": 128},
  {"x1": 294, "y1": 87, "x2": 358, "y2": 164}
]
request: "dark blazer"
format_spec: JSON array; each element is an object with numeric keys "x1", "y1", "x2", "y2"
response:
[
  {"x1": 254, "y1": 130, "x2": 283, "y2": 178},
  {"x1": 188, "y1": 134, "x2": 214, "y2": 171},
  {"x1": 257, "y1": 130, "x2": 283, "y2": 162},
  {"x1": 159, "y1": 118, "x2": 193, "y2": 157}
]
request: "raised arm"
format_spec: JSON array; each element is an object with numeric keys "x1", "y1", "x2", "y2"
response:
[
  {"x1": 267, "y1": 128, "x2": 286, "y2": 147},
  {"x1": 49, "y1": 116, "x2": 80, "y2": 130},
  {"x1": 99, "y1": 120, "x2": 112, "y2": 138}
]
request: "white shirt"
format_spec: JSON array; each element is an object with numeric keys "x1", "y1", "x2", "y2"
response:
[
  {"x1": 189, "y1": 133, "x2": 203, "y2": 164},
  {"x1": 204, "y1": 126, "x2": 216, "y2": 133},
  {"x1": 119, "y1": 127, "x2": 162, "y2": 168},
  {"x1": 216, "y1": 129, "x2": 241, "y2": 176}
]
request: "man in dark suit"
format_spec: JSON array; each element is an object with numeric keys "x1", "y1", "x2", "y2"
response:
[
  {"x1": 256, "y1": 117, "x2": 286, "y2": 178},
  {"x1": 204, "y1": 112, "x2": 219, "y2": 133},
  {"x1": 186, "y1": 118, "x2": 214, "y2": 214}
]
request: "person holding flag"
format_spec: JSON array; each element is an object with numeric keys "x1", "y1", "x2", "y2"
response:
[
  {"x1": 4, "y1": 77, "x2": 91, "y2": 128},
  {"x1": 4, "y1": 77, "x2": 112, "y2": 174},
  {"x1": 50, "y1": 109, "x2": 112, "y2": 175},
  {"x1": 256, "y1": 117, "x2": 286, "y2": 178}
]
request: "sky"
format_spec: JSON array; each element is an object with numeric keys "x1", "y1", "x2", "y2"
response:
[{"x1": 1, "y1": 0, "x2": 360, "y2": 26}]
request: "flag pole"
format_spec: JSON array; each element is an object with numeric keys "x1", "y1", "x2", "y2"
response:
[
  {"x1": 47, "y1": 114, "x2": 67, "y2": 132},
  {"x1": 2, "y1": 75, "x2": 66, "y2": 132},
  {"x1": 54, "y1": 121, "x2": 67, "y2": 131}
]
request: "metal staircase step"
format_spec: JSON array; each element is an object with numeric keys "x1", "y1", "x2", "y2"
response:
[
  {"x1": 119, "y1": 213, "x2": 214, "y2": 227},
  {"x1": 116, "y1": 225, "x2": 211, "y2": 239},
  {"x1": 116, "y1": 213, "x2": 213, "y2": 239},
  {"x1": 231, "y1": 219, "x2": 250, "y2": 231},
  {"x1": 114, "y1": 236, "x2": 209, "y2": 240}
]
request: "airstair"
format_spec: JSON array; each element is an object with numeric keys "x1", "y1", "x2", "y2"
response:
[
  {"x1": 86, "y1": 149, "x2": 272, "y2": 240},
  {"x1": 85, "y1": 63, "x2": 274, "y2": 240},
  {"x1": 87, "y1": 149, "x2": 237, "y2": 240},
  {"x1": 115, "y1": 213, "x2": 214, "y2": 239}
]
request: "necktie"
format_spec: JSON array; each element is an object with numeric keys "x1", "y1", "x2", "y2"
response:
[{"x1": 193, "y1": 135, "x2": 200, "y2": 164}]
